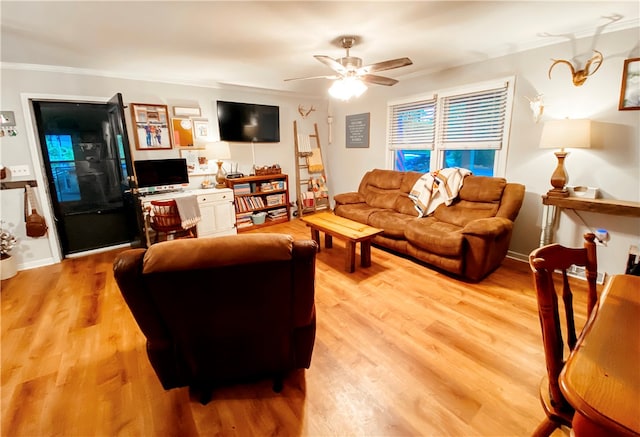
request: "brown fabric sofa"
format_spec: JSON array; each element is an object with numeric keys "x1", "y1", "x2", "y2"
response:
[
  {"x1": 112, "y1": 233, "x2": 318, "y2": 403},
  {"x1": 334, "y1": 169, "x2": 525, "y2": 281}
]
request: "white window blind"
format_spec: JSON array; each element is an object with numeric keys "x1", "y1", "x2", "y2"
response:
[
  {"x1": 388, "y1": 98, "x2": 436, "y2": 150},
  {"x1": 437, "y1": 83, "x2": 508, "y2": 150}
]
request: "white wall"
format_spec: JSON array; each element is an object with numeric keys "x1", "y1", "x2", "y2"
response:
[
  {"x1": 1, "y1": 27, "x2": 638, "y2": 277},
  {"x1": 0, "y1": 70, "x2": 327, "y2": 269},
  {"x1": 326, "y1": 27, "x2": 640, "y2": 276}
]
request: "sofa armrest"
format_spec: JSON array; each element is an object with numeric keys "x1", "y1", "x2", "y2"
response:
[
  {"x1": 334, "y1": 192, "x2": 365, "y2": 205},
  {"x1": 461, "y1": 217, "x2": 514, "y2": 281},
  {"x1": 462, "y1": 217, "x2": 512, "y2": 237},
  {"x1": 113, "y1": 249, "x2": 185, "y2": 389}
]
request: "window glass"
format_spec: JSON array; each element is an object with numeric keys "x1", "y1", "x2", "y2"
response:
[
  {"x1": 394, "y1": 149, "x2": 431, "y2": 172},
  {"x1": 443, "y1": 150, "x2": 495, "y2": 176}
]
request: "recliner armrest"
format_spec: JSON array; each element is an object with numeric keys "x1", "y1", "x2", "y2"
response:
[
  {"x1": 334, "y1": 192, "x2": 365, "y2": 205},
  {"x1": 462, "y1": 217, "x2": 513, "y2": 237}
]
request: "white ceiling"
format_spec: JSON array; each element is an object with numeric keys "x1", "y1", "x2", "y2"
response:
[{"x1": 1, "y1": 1, "x2": 638, "y2": 97}]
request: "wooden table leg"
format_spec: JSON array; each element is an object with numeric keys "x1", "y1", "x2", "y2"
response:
[
  {"x1": 310, "y1": 228, "x2": 321, "y2": 251},
  {"x1": 345, "y1": 241, "x2": 356, "y2": 273},
  {"x1": 361, "y1": 240, "x2": 372, "y2": 267},
  {"x1": 325, "y1": 234, "x2": 333, "y2": 248}
]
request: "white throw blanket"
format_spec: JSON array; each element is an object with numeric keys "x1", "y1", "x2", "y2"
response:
[
  {"x1": 174, "y1": 195, "x2": 202, "y2": 229},
  {"x1": 409, "y1": 167, "x2": 472, "y2": 217}
]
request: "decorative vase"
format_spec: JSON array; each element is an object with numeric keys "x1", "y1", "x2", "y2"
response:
[{"x1": 0, "y1": 254, "x2": 17, "y2": 280}]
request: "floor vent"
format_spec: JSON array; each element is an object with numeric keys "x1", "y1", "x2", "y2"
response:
[{"x1": 566, "y1": 265, "x2": 606, "y2": 285}]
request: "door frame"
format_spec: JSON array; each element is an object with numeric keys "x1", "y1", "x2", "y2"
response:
[{"x1": 20, "y1": 92, "x2": 122, "y2": 263}]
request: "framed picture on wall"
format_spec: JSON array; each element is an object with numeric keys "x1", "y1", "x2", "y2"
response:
[
  {"x1": 130, "y1": 103, "x2": 172, "y2": 150},
  {"x1": 193, "y1": 119, "x2": 210, "y2": 140},
  {"x1": 179, "y1": 148, "x2": 204, "y2": 173},
  {"x1": 619, "y1": 58, "x2": 640, "y2": 111},
  {"x1": 171, "y1": 118, "x2": 195, "y2": 147}
]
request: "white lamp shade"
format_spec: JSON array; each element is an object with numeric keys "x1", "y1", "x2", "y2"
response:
[
  {"x1": 207, "y1": 141, "x2": 231, "y2": 160},
  {"x1": 540, "y1": 119, "x2": 592, "y2": 149}
]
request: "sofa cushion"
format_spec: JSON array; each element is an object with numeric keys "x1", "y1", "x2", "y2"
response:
[
  {"x1": 404, "y1": 218, "x2": 464, "y2": 257},
  {"x1": 334, "y1": 203, "x2": 385, "y2": 224},
  {"x1": 458, "y1": 176, "x2": 506, "y2": 202},
  {"x1": 433, "y1": 200, "x2": 500, "y2": 227},
  {"x1": 432, "y1": 176, "x2": 506, "y2": 227},
  {"x1": 394, "y1": 193, "x2": 419, "y2": 216},
  {"x1": 368, "y1": 211, "x2": 416, "y2": 239},
  {"x1": 400, "y1": 171, "x2": 423, "y2": 193},
  {"x1": 366, "y1": 192, "x2": 398, "y2": 209},
  {"x1": 363, "y1": 169, "x2": 404, "y2": 191}
]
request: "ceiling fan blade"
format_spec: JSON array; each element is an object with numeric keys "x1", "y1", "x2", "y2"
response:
[
  {"x1": 358, "y1": 57, "x2": 413, "y2": 74},
  {"x1": 360, "y1": 74, "x2": 399, "y2": 86},
  {"x1": 284, "y1": 74, "x2": 340, "y2": 82},
  {"x1": 314, "y1": 55, "x2": 348, "y2": 74}
]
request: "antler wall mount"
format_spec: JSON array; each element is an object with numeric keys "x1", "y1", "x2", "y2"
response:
[{"x1": 548, "y1": 50, "x2": 603, "y2": 86}]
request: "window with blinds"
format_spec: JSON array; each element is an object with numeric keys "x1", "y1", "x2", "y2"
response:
[
  {"x1": 388, "y1": 98, "x2": 436, "y2": 150},
  {"x1": 437, "y1": 83, "x2": 508, "y2": 149},
  {"x1": 387, "y1": 77, "x2": 514, "y2": 176}
]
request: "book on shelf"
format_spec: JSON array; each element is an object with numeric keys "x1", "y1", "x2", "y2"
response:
[
  {"x1": 267, "y1": 207, "x2": 288, "y2": 220},
  {"x1": 233, "y1": 183, "x2": 251, "y2": 195},
  {"x1": 266, "y1": 193, "x2": 285, "y2": 206}
]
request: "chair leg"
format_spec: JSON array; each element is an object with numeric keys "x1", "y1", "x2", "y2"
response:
[
  {"x1": 190, "y1": 383, "x2": 213, "y2": 405},
  {"x1": 532, "y1": 417, "x2": 561, "y2": 437},
  {"x1": 272, "y1": 376, "x2": 284, "y2": 393}
]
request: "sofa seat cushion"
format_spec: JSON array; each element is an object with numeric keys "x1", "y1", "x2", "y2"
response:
[
  {"x1": 334, "y1": 204, "x2": 385, "y2": 224},
  {"x1": 368, "y1": 211, "x2": 416, "y2": 239},
  {"x1": 404, "y1": 218, "x2": 464, "y2": 257},
  {"x1": 433, "y1": 200, "x2": 500, "y2": 227}
]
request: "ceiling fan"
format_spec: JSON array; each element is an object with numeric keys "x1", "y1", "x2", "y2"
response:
[{"x1": 285, "y1": 36, "x2": 413, "y2": 89}]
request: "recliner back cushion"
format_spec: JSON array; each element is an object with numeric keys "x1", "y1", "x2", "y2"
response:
[
  {"x1": 360, "y1": 169, "x2": 406, "y2": 209},
  {"x1": 394, "y1": 193, "x2": 419, "y2": 216},
  {"x1": 364, "y1": 169, "x2": 405, "y2": 191},
  {"x1": 143, "y1": 234, "x2": 293, "y2": 273},
  {"x1": 458, "y1": 176, "x2": 506, "y2": 202},
  {"x1": 366, "y1": 192, "x2": 399, "y2": 209},
  {"x1": 433, "y1": 176, "x2": 506, "y2": 227}
]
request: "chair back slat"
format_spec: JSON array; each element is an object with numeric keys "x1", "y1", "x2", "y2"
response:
[
  {"x1": 528, "y1": 233, "x2": 598, "y2": 433},
  {"x1": 149, "y1": 200, "x2": 193, "y2": 242}
]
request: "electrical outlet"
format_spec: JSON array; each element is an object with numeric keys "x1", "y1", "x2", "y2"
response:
[{"x1": 9, "y1": 165, "x2": 30, "y2": 176}]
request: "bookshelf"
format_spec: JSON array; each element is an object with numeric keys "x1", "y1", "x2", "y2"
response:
[{"x1": 226, "y1": 173, "x2": 291, "y2": 232}]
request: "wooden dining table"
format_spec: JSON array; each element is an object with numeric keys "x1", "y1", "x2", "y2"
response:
[{"x1": 560, "y1": 274, "x2": 640, "y2": 436}]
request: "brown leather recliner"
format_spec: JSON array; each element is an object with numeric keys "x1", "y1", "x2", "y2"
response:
[{"x1": 112, "y1": 233, "x2": 318, "y2": 403}]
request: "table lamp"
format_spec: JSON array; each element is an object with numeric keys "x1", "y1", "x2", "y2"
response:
[
  {"x1": 207, "y1": 141, "x2": 231, "y2": 188},
  {"x1": 539, "y1": 119, "x2": 591, "y2": 197}
]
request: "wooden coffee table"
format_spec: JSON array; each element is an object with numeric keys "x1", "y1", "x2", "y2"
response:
[{"x1": 300, "y1": 212, "x2": 383, "y2": 273}]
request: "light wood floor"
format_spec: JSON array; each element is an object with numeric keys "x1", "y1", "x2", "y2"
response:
[{"x1": 1, "y1": 218, "x2": 591, "y2": 436}]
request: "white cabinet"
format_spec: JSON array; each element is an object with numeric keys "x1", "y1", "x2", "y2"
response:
[
  {"x1": 140, "y1": 187, "x2": 236, "y2": 245},
  {"x1": 196, "y1": 189, "x2": 236, "y2": 238}
]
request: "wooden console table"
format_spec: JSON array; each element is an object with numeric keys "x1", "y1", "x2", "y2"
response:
[{"x1": 540, "y1": 195, "x2": 640, "y2": 246}]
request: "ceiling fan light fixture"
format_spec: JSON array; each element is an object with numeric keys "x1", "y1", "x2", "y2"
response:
[{"x1": 328, "y1": 77, "x2": 367, "y2": 100}]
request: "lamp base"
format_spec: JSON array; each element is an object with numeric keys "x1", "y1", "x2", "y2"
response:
[
  {"x1": 546, "y1": 188, "x2": 569, "y2": 197},
  {"x1": 215, "y1": 160, "x2": 227, "y2": 189}
]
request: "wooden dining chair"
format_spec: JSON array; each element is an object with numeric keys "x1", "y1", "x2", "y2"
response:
[
  {"x1": 149, "y1": 200, "x2": 196, "y2": 243},
  {"x1": 528, "y1": 232, "x2": 598, "y2": 437}
]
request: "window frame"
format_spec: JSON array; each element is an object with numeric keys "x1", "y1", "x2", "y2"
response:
[{"x1": 386, "y1": 76, "x2": 516, "y2": 176}]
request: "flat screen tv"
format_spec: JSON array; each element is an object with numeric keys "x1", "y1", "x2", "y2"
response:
[
  {"x1": 134, "y1": 158, "x2": 189, "y2": 188},
  {"x1": 216, "y1": 100, "x2": 280, "y2": 143}
]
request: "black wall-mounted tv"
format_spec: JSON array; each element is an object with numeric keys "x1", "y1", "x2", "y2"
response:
[
  {"x1": 216, "y1": 100, "x2": 280, "y2": 143},
  {"x1": 134, "y1": 158, "x2": 189, "y2": 188}
]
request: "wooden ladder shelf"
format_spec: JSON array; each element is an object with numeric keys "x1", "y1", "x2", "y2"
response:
[{"x1": 293, "y1": 121, "x2": 330, "y2": 217}]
